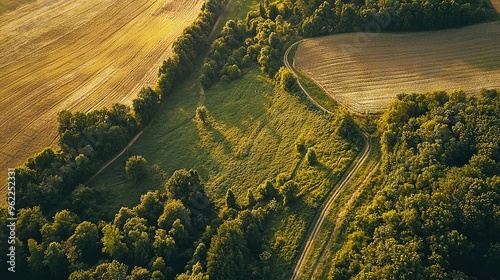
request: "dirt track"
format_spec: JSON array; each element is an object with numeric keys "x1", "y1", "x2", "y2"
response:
[
  {"x1": 285, "y1": 41, "x2": 375, "y2": 280},
  {"x1": 295, "y1": 22, "x2": 500, "y2": 114},
  {"x1": 0, "y1": 0, "x2": 203, "y2": 185}
]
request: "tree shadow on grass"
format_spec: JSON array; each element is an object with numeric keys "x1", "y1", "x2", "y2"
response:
[{"x1": 198, "y1": 120, "x2": 232, "y2": 156}]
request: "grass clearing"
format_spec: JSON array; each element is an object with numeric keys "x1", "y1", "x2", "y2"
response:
[
  {"x1": 89, "y1": 68, "x2": 361, "y2": 278},
  {"x1": 91, "y1": 69, "x2": 359, "y2": 216},
  {"x1": 0, "y1": 0, "x2": 204, "y2": 185},
  {"x1": 294, "y1": 22, "x2": 500, "y2": 114},
  {"x1": 226, "y1": 0, "x2": 260, "y2": 22}
]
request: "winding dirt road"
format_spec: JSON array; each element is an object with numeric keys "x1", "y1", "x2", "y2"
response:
[{"x1": 285, "y1": 41, "x2": 374, "y2": 280}]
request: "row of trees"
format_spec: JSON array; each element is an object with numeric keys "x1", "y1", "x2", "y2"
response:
[
  {"x1": 329, "y1": 89, "x2": 500, "y2": 279},
  {"x1": 300, "y1": 0, "x2": 497, "y2": 37},
  {"x1": 12, "y1": 0, "x2": 227, "y2": 213},
  {"x1": 157, "y1": 0, "x2": 226, "y2": 94}
]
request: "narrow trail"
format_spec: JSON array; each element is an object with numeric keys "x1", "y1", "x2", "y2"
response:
[
  {"x1": 285, "y1": 41, "x2": 376, "y2": 280},
  {"x1": 284, "y1": 41, "x2": 333, "y2": 115},
  {"x1": 310, "y1": 161, "x2": 381, "y2": 278},
  {"x1": 84, "y1": 129, "x2": 144, "y2": 185}
]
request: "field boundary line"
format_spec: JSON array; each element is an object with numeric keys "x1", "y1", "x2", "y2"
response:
[
  {"x1": 284, "y1": 41, "x2": 333, "y2": 115},
  {"x1": 285, "y1": 41, "x2": 372, "y2": 117}
]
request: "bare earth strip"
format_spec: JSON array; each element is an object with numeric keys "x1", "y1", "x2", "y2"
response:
[
  {"x1": 294, "y1": 22, "x2": 500, "y2": 114},
  {"x1": 0, "y1": 0, "x2": 203, "y2": 177}
]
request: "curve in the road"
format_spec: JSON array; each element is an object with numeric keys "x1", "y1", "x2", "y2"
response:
[
  {"x1": 284, "y1": 41, "x2": 333, "y2": 115},
  {"x1": 285, "y1": 41, "x2": 374, "y2": 280}
]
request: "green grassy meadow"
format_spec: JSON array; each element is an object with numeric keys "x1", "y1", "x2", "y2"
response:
[
  {"x1": 91, "y1": 68, "x2": 360, "y2": 214},
  {"x1": 89, "y1": 67, "x2": 362, "y2": 277}
]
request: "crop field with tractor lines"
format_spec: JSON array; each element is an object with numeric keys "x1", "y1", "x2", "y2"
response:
[
  {"x1": 0, "y1": 0, "x2": 203, "y2": 186},
  {"x1": 294, "y1": 22, "x2": 500, "y2": 115}
]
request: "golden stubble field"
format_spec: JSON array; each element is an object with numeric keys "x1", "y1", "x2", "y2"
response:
[
  {"x1": 294, "y1": 22, "x2": 500, "y2": 114},
  {"x1": 0, "y1": 0, "x2": 203, "y2": 183}
]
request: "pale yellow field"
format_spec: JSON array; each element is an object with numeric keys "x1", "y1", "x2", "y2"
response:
[
  {"x1": 0, "y1": 0, "x2": 203, "y2": 180},
  {"x1": 294, "y1": 22, "x2": 500, "y2": 114}
]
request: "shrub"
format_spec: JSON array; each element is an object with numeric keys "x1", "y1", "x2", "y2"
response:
[
  {"x1": 306, "y1": 147, "x2": 318, "y2": 166},
  {"x1": 125, "y1": 156, "x2": 148, "y2": 180},
  {"x1": 280, "y1": 180, "x2": 298, "y2": 206},
  {"x1": 195, "y1": 106, "x2": 210, "y2": 124},
  {"x1": 275, "y1": 173, "x2": 289, "y2": 187},
  {"x1": 276, "y1": 67, "x2": 295, "y2": 91}
]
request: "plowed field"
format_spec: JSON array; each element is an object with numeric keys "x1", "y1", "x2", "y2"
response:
[
  {"x1": 0, "y1": 0, "x2": 203, "y2": 182},
  {"x1": 294, "y1": 22, "x2": 500, "y2": 114}
]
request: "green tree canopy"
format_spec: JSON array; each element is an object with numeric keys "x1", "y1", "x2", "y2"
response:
[
  {"x1": 125, "y1": 155, "x2": 148, "y2": 180},
  {"x1": 207, "y1": 219, "x2": 248, "y2": 280},
  {"x1": 164, "y1": 169, "x2": 205, "y2": 207}
]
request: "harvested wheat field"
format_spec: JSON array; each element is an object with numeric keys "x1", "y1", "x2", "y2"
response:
[
  {"x1": 294, "y1": 22, "x2": 500, "y2": 114},
  {"x1": 0, "y1": 0, "x2": 203, "y2": 179},
  {"x1": 0, "y1": 0, "x2": 33, "y2": 15}
]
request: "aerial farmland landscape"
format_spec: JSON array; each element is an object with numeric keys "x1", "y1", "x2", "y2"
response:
[
  {"x1": 1, "y1": 0, "x2": 499, "y2": 279},
  {"x1": 0, "y1": 0, "x2": 203, "y2": 183}
]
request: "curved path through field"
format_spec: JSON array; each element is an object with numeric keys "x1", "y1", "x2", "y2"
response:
[{"x1": 285, "y1": 42, "x2": 375, "y2": 280}]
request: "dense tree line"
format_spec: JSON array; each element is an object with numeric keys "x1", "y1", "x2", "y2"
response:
[
  {"x1": 10, "y1": 0, "x2": 227, "y2": 213},
  {"x1": 1, "y1": 166, "x2": 303, "y2": 279},
  {"x1": 300, "y1": 0, "x2": 497, "y2": 37},
  {"x1": 329, "y1": 89, "x2": 500, "y2": 279},
  {"x1": 157, "y1": 0, "x2": 226, "y2": 95}
]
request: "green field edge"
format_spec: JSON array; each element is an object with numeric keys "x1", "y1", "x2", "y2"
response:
[
  {"x1": 299, "y1": 140, "x2": 382, "y2": 280},
  {"x1": 285, "y1": 41, "x2": 338, "y2": 114}
]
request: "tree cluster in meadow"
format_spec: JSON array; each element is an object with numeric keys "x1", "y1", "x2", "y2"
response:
[
  {"x1": 10, "y1": 0, "x2": 227, "y2": 213},
  {"x1": 200, "y1": 4, "x2": 295, "y2": 88},
  {"x1": 329, "y1": 89, "x2": 500, "y2": 279}
]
